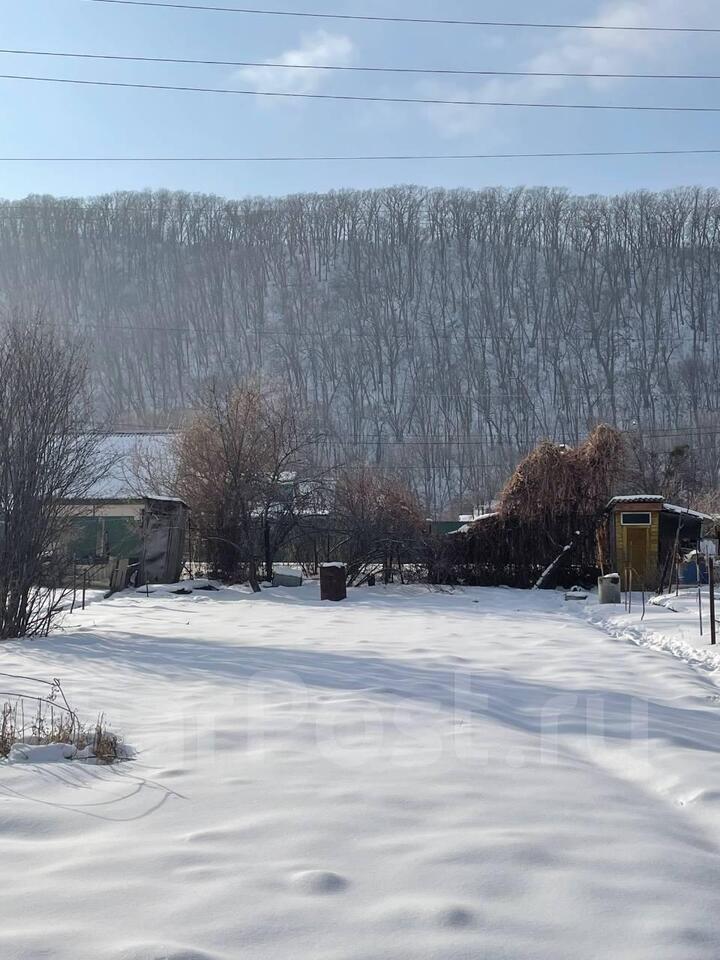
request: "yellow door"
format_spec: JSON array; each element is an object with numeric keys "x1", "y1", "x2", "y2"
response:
[{"x1": 625, "y1": 526, "x2": 651, "y2": 587}]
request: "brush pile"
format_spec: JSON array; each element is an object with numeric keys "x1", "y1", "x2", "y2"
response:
[{"x1": 439, "y1": 425, "x2": 625, "y2": 588}]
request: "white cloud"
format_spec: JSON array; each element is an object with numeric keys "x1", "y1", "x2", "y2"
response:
[
  {"x1": 424, "y1": 0, "x2": 717, "y2": 138},
  {"x1": 234, "y1": 30, "x2": 355, "y2": 96}
]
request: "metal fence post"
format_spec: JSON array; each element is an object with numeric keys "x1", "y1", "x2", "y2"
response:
[
  {"x1": 709, "y1": 557, "x2": 716, "y2": 647},
  {"x1": 698, "y1": 563, "x2": 704, "y2": 638},
  {"x1": 70, "y1": 558, "x2": 77, "y2": 614}
]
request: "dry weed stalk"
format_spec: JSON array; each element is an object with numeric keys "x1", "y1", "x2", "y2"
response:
[{"x1": 0, "y1": 672, "x2": 124, "y2": 763}]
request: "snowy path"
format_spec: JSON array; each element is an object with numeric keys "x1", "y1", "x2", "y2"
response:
[
  {"x1": 583, "y1": 586, "x2": 720, "y2": 676},
  {"x1": 2, "y1": 585, "x2": 720, "y2": 959}
]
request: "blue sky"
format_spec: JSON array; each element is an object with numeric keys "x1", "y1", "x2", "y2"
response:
[{"x1": 1, "y1": 0, "x2": 719, "y2": 200}]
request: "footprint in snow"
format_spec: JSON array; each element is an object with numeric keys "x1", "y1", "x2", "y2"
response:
[
  {"x1": 437, "y1": 906, "x2": 475, "y2": 929},
  {"x1": 290, "y1": 870, "x2": 348, "y2": 894}
]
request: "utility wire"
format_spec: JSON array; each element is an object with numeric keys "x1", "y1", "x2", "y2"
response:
[
  {"x1": 3, "y1": 73, "x2": 720, "y2": 112},
  {"x1": 90, "y1": 430, "x2": 720, "y2": 448},
  {"x1": 80, "y1": 1, "x2": 720, "y2": 34},
  {"x1": 0, "y1": 311, "x2": 695, "y2": 354},
  {"x1": 3, "y1": 47, "x2": 720, "y2": 82},
  {"x1": 0, "y1": 149, "x2": 719, "y2": 162}
]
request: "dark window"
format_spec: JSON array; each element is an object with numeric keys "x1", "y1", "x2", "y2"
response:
[
  {"x1": 104, "y1": 517, "x2": 141, "y2": 560},
  {"x1": 69, "y1": 517, "x2": 100, "y2": 560},
  {"x1": 621, "y1": 512, "x2": 652, "y2": 526}
]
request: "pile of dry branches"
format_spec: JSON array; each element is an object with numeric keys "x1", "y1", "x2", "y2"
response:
[{"x1": 439, "y1": 426, "x2": 625, "y2": 588}]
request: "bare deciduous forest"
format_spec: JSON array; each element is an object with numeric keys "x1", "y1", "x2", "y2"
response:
[{"x1": 2, "y1": 184, "x2": 719, "y2": 511}]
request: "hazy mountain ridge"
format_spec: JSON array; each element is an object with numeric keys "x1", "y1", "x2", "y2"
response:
[{"x1": 1, "y1": 184, "x2": 719, "y2": 510}]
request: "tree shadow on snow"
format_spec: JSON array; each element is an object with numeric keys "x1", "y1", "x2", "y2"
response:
[{"x1": 32, "y1": 626, "x2": 720, "y2": 761}]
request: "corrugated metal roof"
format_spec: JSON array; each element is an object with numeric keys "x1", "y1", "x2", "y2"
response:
[
  {"x1": 62, "y1": 494, "x2": 189, "y2": 508},
  {"x1": 608, "y1": 495, "x2": 664, "y2": 505},
  {"x1": 607, "y1": 496, "x2": 716, "y2": 523},
  {"x1": 448, "y1": 512, "x2": 499, "y2": 535},
  {"x1": 663, "y1": 502, "x2": 716, "y2": 522},
  {"x1": 86, "y1": 433, "x2": 172, "y2": 499}
]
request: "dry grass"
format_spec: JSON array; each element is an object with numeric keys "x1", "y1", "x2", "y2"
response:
[
  {"x1": 0, "y1": 701, "x2": 17, "y2": 758},
  {"x1": 88, "y1": 713, "x2": 122, "y2": 764},
  {"x1": 0, "y1": 698, "x2": 125, "y2": 764}
]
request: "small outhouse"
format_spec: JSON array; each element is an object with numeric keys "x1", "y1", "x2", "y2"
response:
[{"x1": 605, "y1": 496, "x2": 716, "y2": 589}]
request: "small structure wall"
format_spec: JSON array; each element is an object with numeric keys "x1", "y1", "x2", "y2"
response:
[
  {"x1": 611, "y1": 499, "x2": 662, "y2": 589},
  {"x1": 64, "y1": 497, "x2": 189, "y2": 589},
  {"x1": 607, "y1": 496, "x2": 709, "y2": 590},
  {"x1": 141, "y1": 498, "x2": 188, "y2": 585}
]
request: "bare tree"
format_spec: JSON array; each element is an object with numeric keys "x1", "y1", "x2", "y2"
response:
[
  {"x1": 624, "y1": 436, "x2": 701, "y2": 501},
  {"x1": 0, "y1": 319, "x2": 106, "y2": 639},
  {"x1": 328, "y1": 466, "x2": 426, "y2": 585},
  {"x1": 170, "y1": 383, "x2": 322, "y2": 588}
]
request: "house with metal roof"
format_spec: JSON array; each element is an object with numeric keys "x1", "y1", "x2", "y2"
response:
[
  {"x1": 64, "y1": 496, "x2": 189, "y2": 591},
  {"x1": 63, "y1": 434, "x2": 189, "y2": 590}
]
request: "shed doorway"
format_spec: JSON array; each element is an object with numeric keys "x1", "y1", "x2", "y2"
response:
[{"x1": 626, "y1": 525, "x2": 651, "y2": 586}]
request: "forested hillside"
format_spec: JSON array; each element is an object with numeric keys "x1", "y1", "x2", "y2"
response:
[{"x1": 1, "y1": 185, "x2": 719, "y2": 511}]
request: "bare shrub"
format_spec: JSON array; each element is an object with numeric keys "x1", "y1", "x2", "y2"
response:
[
  {"x1": 0, "y1": 317, "x2": 108, "y2": 639},
  {"x1": 328, "y1": 466, "x2": 427, "y2": 585}
]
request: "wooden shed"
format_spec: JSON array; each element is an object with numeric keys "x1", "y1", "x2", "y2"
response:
[
  {"x1": 605, "y1": 496, "x2": 715, "y2": 589},
  {"x1": 64, "y1": 496, "x2": 189, "y2": 589}
]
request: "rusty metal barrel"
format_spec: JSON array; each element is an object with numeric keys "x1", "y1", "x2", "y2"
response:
[{"x1": 320, "y1": 563, "x2": 347, "y2": 602}]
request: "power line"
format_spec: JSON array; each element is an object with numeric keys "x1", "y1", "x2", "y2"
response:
[
  {"x1": 630, "y1": 425, "x2": 720, "y2": 438},
  {"x1": 0, "y1": 149, "x2": 719, "y2": 162},
  {"x1": 69, "y1": 322, "x2": 671, "y2": 346},
  {"x1": 20, "y1": 318, "x2": 719, "y2": 363},
  {"x1": 80, "y1": 1, "x2": 720, "y2": 34},
  {"x1": 3, "y1": 73, "x2": 720, "y2": 112},
  {"x1": 96, "y1": 430, "x2": 720, "y2": 449},
  {"x1": 4, "y1": 47, "x2": 720, "y2": 82},
  {"x1": 105, "y1": 425, "x2": 720, "y2": 439},
  {"x1": 6, "y1": 314, "x2": 704, "y2": 359}
]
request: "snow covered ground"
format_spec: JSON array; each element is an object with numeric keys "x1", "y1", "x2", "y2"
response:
[
  {"x1": 2, "y1": 583, "x2": 720, "y2": 959},
  {"x1": 584, "y1": 585, "x2": 720, "y2": 674}
]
